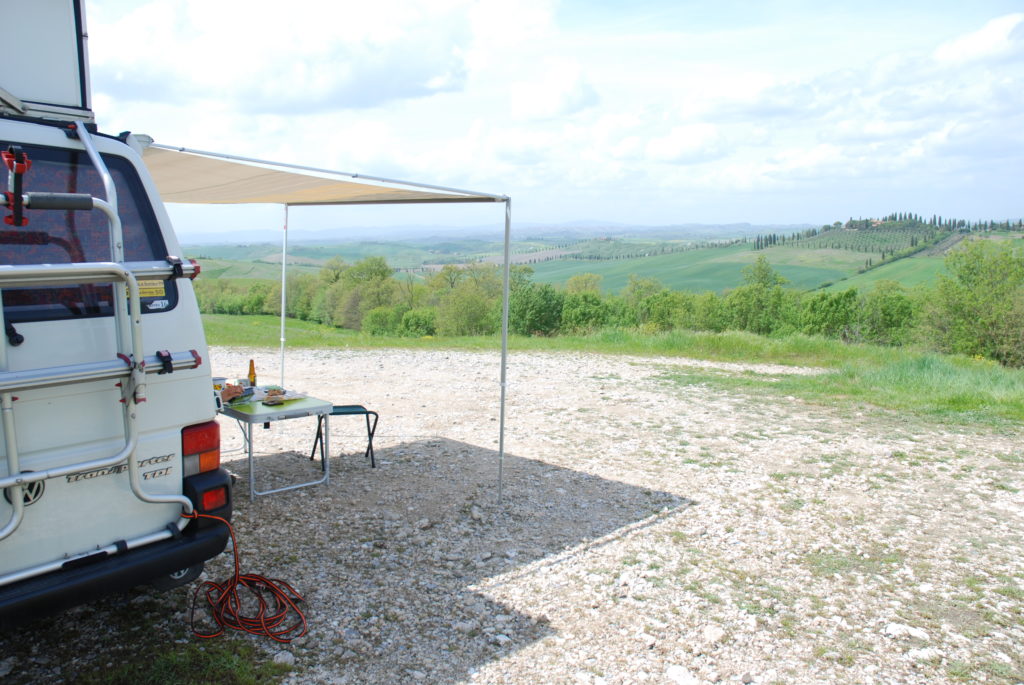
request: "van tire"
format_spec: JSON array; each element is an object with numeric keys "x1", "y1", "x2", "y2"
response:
[{"x1": 149, "y1": 563, "x2": 204, "y2": 591}]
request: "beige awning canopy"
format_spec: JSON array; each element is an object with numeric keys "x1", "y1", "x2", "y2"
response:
[
  {"x1": 141, "y1": 144, "x2": 506, "y2": 207},
  {"x1": 141, "y1": 141, "x2": 514, "y2": 500}
]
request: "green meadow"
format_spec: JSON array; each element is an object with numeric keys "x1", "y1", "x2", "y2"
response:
[
  {"x1": 529, "y1": 244, "x2": 865, "y2": 292},
  {"x1": 824, "y1": 256, "x2": 947, "y2": 292},
  {"x1": 194, "y1": 258, "x2": 320, "y2": 280},
  {"x1": 187, "y1": 222, "x2": 1001, "y2": 294}
]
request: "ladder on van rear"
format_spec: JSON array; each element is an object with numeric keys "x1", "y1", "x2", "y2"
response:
[{"x1": 0, "y1": 123, "x2": 199, "y2": 544}]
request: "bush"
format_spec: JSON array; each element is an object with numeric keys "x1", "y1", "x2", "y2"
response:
[
  {"x1": 362, "y1": 306, "x2": 402, "y2": 336},
  {"x1": 858, "y1": 280, "x2": 918, "y2": 345},
  {"x1": 644, "y1": 290, "x2": 692, "y2": 332},
  {"x1": 400, "y1": 307, "x2": 437, "y2": 337},
  {"x1": 687, "y1": 292, "x2": 730, "y2": 332},
  {"x1": 562, "y1": 292, "x2": 610, "y2": 332},
  {"x1": 509, "y1": 283, "x2": 564, "y2": 335},
  {"x1": 801, "y1": 288, "x2": 859, "y2": 340},
  {"x1": 925, "y1": 240, "x2": 1024, "y2": 365},
  {"x1": 436, "y1": 281, "x2": 499, "y2": 336}
]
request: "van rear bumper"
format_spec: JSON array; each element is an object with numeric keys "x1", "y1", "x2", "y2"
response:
[{"x1": 0, "y1": 516, "x2": 229, "y2": 629}]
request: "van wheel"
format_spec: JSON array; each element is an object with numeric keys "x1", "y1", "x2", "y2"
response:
[{"x1": 150, "y1": 563, "x2": 204, "y2": 591}]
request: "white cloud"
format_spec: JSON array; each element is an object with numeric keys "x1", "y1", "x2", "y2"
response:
[
  {"x1": 90, "y1": 0, "x2": 473, "y2": 112},
  {"x1": 645, "y1": 124, "x2": 724, "y2": 164},
  {"x1": 934, "y1": 13, "x2": 1024, "y2": 64},
  {"x1": 509, "y1": 59, "x2": 599, "y2": 120},
  {"x1": 83, "y1": 2, "x2": 1024, "y2": 227}
]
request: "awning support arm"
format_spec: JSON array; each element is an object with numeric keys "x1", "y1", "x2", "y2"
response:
[
  {"x1": 498, "y1": 198, "x2": 511, "y2": 502},
  {"x1": 280, "y1": 205, "x2": 289, "y2": 387}
]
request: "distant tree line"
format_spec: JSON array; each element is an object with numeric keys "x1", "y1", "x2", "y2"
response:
[
  {"x1": 195, "y1": 237, "x2": 1024, "y2": 367},
  {"x1": 754, "y1": 214, "x2": 1024, "y2": 255}
]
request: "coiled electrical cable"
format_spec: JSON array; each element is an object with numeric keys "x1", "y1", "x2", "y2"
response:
[{"x1": 182, "y1": 511, "x2": 307, "y2": 642}]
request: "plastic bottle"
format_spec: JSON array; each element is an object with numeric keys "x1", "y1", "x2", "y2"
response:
[{"x1": 247, "y1": 359, "x2": 257, "y2": 387}]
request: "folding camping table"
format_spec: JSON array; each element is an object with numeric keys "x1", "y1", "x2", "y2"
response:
[{"x1": 219, "y1": 396, "x2": 332, "y2": 500}]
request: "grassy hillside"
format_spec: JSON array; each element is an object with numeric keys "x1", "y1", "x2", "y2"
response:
[
  {"x1": 189, "y1": 226, "x2": 1020, "y2": 294},
  {"x1": 194, "y1": 258, "x2": 320, "y2": 280},
  {"x1": 187, "y1": 237, "x2": 533, "y2": 270},
  {"x1": 530, "y1": 243, "x2": 863, "y2": 292},
  {"x1": 823, "y1": 256, "x2": 947, "y2": 292}
]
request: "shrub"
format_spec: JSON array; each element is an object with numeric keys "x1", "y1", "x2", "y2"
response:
[
  {"x1": 801, "y1": 288, "x2": 859, "y2": 339},
  {"x1": 400, "y1": 307, "x2": 437, "y2": 337},
  {"x1": 925, "y1": 240, "x2": 1024, "y2": 365},
  {"x1": 858, "y1": 280, "x2": 918, "y2": 345},
  {"x1": 562, "y1": 292, "x2": 611, "y2": 332},
  {"x1": 362, "y1": 306, "x2": 401, "y2": 336},
  {"x1": 509, "y1": 283, "x2": 564, "y2": 335},
  {"x1": 436, "y1": 281, "x2": 499, "y2": 336}
]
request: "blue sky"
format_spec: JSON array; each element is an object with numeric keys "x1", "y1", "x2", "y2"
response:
[{"x1": 85, "y1": 0, "x2": 1023, "y2": 236}]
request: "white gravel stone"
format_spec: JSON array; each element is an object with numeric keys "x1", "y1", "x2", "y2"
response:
[
  {"x1": 907, "y1": 647, "x2": 943, "y2": 662},
  {"x1": 665, "y1": 664, "x2": 700, "y2": 685},
  {"x1": 703, "y1": 625, "x2": 727, "y2": 645},
  {"x1": 884, "y1": 623, "x2": 930, "y2": 641}
]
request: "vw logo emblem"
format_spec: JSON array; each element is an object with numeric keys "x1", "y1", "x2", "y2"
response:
[{"x1": 4, "y1": 474, "x2": 45, "y2": 506}]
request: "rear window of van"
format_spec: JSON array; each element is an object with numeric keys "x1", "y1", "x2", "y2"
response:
[{"x1": 0, "y1": 142, "x2": 177, "y2": 322}]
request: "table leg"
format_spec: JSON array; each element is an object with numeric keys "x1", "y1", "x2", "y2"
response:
[
  {"x1": 248, "y1": 421, "x2": 255, "y2": 501},
  {"x1": 324, "y1": 414, "x2": 330, "y2": 483}
]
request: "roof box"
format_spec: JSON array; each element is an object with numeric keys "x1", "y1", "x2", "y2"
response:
[{"x1": 0, "y1": 0, "x2": 93, "y2": 123}]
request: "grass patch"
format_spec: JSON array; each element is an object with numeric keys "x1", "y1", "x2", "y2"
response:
[
  {"x1": 995, "y1": 585, "x2": 1024, "y2": 600},
  {"x1": 802, "y1": 549, "x2": 903, "y2": 577},
  {"x1": 659, "y1": 348, "x2": 1024, "y2": 426},
  {"x1": 77, "y1": 638, "x2": 291, "y2": 684}
]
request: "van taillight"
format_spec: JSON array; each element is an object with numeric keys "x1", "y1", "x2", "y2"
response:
[
  {"x1": 182, "y1": 421, "x2": 220, "y2": 477},
  {"x1": 201, "y1": 486, "x2": 228, "y2": 511}
]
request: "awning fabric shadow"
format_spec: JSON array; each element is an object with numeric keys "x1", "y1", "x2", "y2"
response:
[
  {"x1": 0, "y1": 438, "x2": 693, "y2": 684},
  {"x1": 239, "y1": 437, "x2": 693, "y2": 683}
]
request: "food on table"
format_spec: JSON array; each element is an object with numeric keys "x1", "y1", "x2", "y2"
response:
[{"x1": 220, "y1": 383, "x2": 244, "y2": 402}]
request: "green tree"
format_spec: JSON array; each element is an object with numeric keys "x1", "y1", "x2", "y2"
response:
[
  {"x1": 435, "y1": 280, "x2": 498, "y2": 336},
  {"x1": 334, "y1": 256, "x2": 398, "y2": 329},
  {"x1": 725, "y1": 256, "x2": 795, "y2": 335},
  {"x1": 509, "y1": 282, "x2": 564, "y2": 336},
  {"x1": 858, "y1": 280, "x2": 918, "y2": 345},
  {"x1": 742, "y1": 255, "x2": 787, "y2": 289},
  {"x1": 395, "y1": 274, "x2": 430, "y2": 310},
  {"x1": 565, "y1": 273, "x2": 602, "y2": 294},
  {"x1": 925, "y1": 240, "x2": 1024, "y2": 365},
  {"x1": 561, "y1": 292, "x2": 610, "y2": 332},
  {"x1": 688, "y1": 292, "x2": 729, "y2": 332},
  {"x1": 428, "y1": 264, "x2": 463, "y2": 292},
  {"x1": 286, "y1": 273, "x2": 319, "y2": 320},
  {"x1": 644, "y1": 290, "x2": 691, "y2": 332},
  {"x1": 621, "y1": 275, "x2": 664, "y2": 326},
  {"x1": 801, "y1": 288, "x2": 859, "y2": 339},
  {"x1": 319, "y1": 256, "x2": 347, "y2": 284}
]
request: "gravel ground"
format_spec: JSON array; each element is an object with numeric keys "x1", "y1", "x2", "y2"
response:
[{"x1": 2, "y1": 347, "x2": 1023, "y2": 684}]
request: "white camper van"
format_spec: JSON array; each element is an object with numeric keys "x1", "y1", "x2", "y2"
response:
[{"x1": 0, "y1": 1, "x2": 231, "y2": 626}]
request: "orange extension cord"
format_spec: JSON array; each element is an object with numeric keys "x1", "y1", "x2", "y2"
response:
[{"x1": 181, "y1": 511, "x2": 308, "y2": 642}]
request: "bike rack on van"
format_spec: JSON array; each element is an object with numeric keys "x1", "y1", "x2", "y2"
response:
[{"x1": 0, "y1": 124, "x2": 200, "y2": 544}]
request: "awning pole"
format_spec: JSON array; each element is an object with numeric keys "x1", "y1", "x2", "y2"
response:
[
  {"x1": 279, "y1": 204, "x2": 288, "y2": 387},
  {"x1": 498, "y1": 198, "x2": 511, "y2": 502}
]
